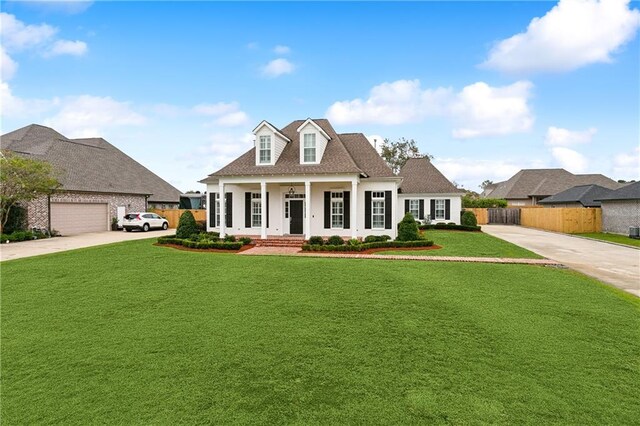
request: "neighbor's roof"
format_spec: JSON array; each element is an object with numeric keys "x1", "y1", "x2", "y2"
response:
[
  {"x1": 484, "y1": 169, "x2": 621, "y2": 200},
  {"x1": 1, "y1": 124, "x2": 182, "y2": 203},
  {"x1": 203, "y1": 119, "x2": 396, "y2": 179},
  {"x1": 595, "y1": 181, "x2": 640, "y2": 201},
  {"x1": 537, "y1": 184, "x2": 613, "y2": 207},
  {"x1": 398, "y1": 157, "x2": 464, "y2": 194}
]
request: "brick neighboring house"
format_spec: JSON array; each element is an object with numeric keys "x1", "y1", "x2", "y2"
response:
[
  {"x1": 1, "y1": 124, "x2": 181, "y2": 235},
  {"x1": 595, "y1": 181, "x2": 640, "y2": 235},
  {"x1": 483, "y1": 168, "x2": 622, "y2": 206}
]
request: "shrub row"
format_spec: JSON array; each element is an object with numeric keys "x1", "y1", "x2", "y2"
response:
[
  {"x1": 308, "y1": 234, "x2": 392, "y2": 246},
  {"x1": 302, "y1": 240, "x2": 434, "y2": 252},
  {"x1": 0, "y1": 230, "x2": 48, "y2": 243},
  {"x1": 157, "y1": 236, "x2": 243, "y2": 250},
  {"x1": 462, "y1": 196, "x2": 508, "y2": 208},
  {"x1": 419, "y1": 223, "x2": 481, "y2": 232}
]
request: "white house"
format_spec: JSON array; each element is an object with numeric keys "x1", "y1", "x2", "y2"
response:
[{"x1": 199, "y1": 118, "x2": 463, "y2": 240}]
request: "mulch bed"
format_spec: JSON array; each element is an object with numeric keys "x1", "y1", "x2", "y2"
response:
[
  {"x1": 154, "y1": 243, "x2": 255, "y2": 253},
  {"x1": 302, "y1": 245, "x2": 443, "y2": 255}
]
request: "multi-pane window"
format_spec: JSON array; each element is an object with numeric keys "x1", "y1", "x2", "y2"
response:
[
  {"x1": 303, "y1": 133, "x2": 316, "y2": 162},
  {"x1": 251, "y1": 193, "x2": 262, "y2": 227},
  {"x1": 435, "y1": 199, "x2": 445, "y2": 220},
  {"x1": 331, "y1": 192, "x2": 343, "y2": 228},
  {"x1": 372, "y1": 191, "x2": 385, "y2": 229},
  {"x1": 214, "y1": 193, "x2": 220, "y2": 226},
  {"x1": 409, "y1": 199, "x2": 420, "y2": 219},
  {"x1": 259, "y1": 136, "x2": 271, "y2": 164}
]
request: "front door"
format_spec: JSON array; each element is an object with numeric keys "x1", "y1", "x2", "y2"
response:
[{"x1": 289, "y1": 200, "x2": 304, "y2": 235}]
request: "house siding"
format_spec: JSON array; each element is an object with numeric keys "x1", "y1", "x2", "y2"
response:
[
  {"x1": 397, "y1": 194, "x2": 462, "y2": 224},
  {"x1": 601, "y1": 200, "x2": 640, "y2": 235}
]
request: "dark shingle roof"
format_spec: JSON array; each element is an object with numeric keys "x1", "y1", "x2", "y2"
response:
[
  {"x1": 537, "y1": 184, "x2": 613, "y2": 207},
  {"x1": 1, "y1": 124, "x2": 182, "y2": 203},
  {"x1": 338, "y1": 133, "x2": 395, "y2": 178},
  {"x1": 595, "y1": 181, "x2": 640, "y2": 201},
  {"x1": 398, "y1": 157, "x2": 463, "y2": 194},
  {"x1": 485, "y1": 169, "x2": 621, "y2": 199}
]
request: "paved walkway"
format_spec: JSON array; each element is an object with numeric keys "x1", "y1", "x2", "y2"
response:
[
  {"x1": 483, "y1": 225, "x2": 640, "y2": 297},
  {"x1": 239, "y1": 246, "x2": 561, "y2": 265},
  {"x1": 0, "y1": 229, "x2": 175, "y2": 262}
]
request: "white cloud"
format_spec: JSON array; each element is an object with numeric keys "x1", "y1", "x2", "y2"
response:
[
  {"x1": 0, "y1": 12, "x2": 57, "y2": 51},
  {"x1": 612, "y1": 146, "x2": 640, "y2": 179},
  {"x1": 326, "y1": 79, "x2": 534, "y2": 138},
  {"x1": 273, "y1": 45, "x2": 291, "y2": 54},
  {"x1": 261, "y1": 58, "x2": 295, "y2": 78},
  {"x1": 45, "y1": 39, "x2": 88, "y2": 57},
  {"x1": 482, "y1": 0, "x2": 640, "y2": 74},
  {"x1": 0, "y1": 46, "x2": 18, "y2": 80},
  {"x1": 551, "y1": 147, "x2": 589, "y2": 173},
  {"x1": 545, "y1": 126, "x2": 597, "y2": 146},
  {"x1": 192, "y1": 101, "x2": 249, "y2": 127},
  {"x1": 0, "y1": 81, "x2": 57, "y2": 117},
  {"x1": 213, "y1": 111, "x2": 248, "y2": 127},
  {"x1": 43, "y1": 95, "x2": 146, "y2": 138},
  {"x1": 184, "y1": 132, "x2": 254, "y2": 173}
]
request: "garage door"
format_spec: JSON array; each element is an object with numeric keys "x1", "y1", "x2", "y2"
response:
[{"x1": 51, "y1": 203, "x2": 109, "y2": 235}]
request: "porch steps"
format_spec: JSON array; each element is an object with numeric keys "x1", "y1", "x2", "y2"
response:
[{"x1": 254, "y1": 237, "x2": 305, "y2": 248}]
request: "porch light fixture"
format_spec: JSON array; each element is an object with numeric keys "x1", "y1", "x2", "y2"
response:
[{"x1": 288, "y1": 186, "x2": 296, "y2": 196}]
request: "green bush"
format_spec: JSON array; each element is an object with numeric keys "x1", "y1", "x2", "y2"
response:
[
  {"x1": 462, "y1": 195, "x2": 508, "y2": 208},
  {"x1": 195, "y1": 220, "x2": 207, "y2": 232},
  {"x1": 308, "y1": 236, "x2": 324, "y2": 245},
  {"x1": 157, "y1": 236, "x2": 242, "y2": 250},
  {"x1": 4, "y1": 206, "x2": 27, "y2": 234},
  {"x1": 419, "y1": 223, "x2": 481, "y2": 232},
  {"x1": 223, "y1": 234, "x2": 236, "y2": 242},
  {"x1": 302, "y1": 240, "x2": 434, "y2": 252},
  {"x1": 176, "y1": 211, "x2": 198, "y2": 239},
  {"x1": 364, "y1": 235, "x2": 391, "y2": 243},
  {"x1": 461, "y1": 210, "x2": 478, "y2": 227},
  {"x1": 207, "y1": 231, "x2": 220, "y2": 238},
  {"x1": 239, "y1": 237, "x2": 252, "y2": 245},
  {"x1": 327, "y1": 235, "x2": 345, "y2": 245},
  {"x1": 397, "y1": 213, "x2": 420, "y2": 241},
  {"x1": 0, "y1": 230, "x2": 47, "y2": 243},
  {"x1": 347, "y1": 238, "x2": 361, "y2": 246}
]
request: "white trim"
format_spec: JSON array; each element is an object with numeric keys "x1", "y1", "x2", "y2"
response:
[
  {"x1": 217, "y1": 174, "x2": 360, "y2": 185},
  {"x1": 252, "y1": 120, "x2": 291, "y2": 142},
  {"x1": 295, "y1": 118, "x2": 331, "y2": 140},
  {"x1": 304, "y1": 181, "x2": 311, "y2": 239},
  {"x1": 218, "y1": 182, "x2": 226, "y2": 238}
]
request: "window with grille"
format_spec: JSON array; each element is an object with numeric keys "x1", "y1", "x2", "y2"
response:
[
  {"x1": 303, "y1": 133, "x2": 316, "y2": 162},
  {"x1": 214, "y1": 193, "x2": 220, "y2": 226},
  {"x1": 259, "y1": 136, "x2": 271, "y2": 164},
  {"x1": 409, "y1": 199, "x2": 419, "y2": 218},
  {"x1": 331, "y1": 192, "x2": 343, "y2": 228},
  {"x1": 251, "y1": 193, "x2": 262, "y2": 227},
  {"x1": 435, "y1": 199, "x2": 445, "y2": 219},
  {"x1": 372, "y1": 192, "x2": 385, "y2": 229}
]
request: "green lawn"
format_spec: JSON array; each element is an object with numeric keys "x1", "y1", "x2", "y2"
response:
[
  {"x1": 576, "y1": 232, "x2": 640, "y2": 248},
  {"x1": 380, "y1": 230, "x2": 543, "y2": 258},
  {"x1": 2, "y1": 239, "x2": 639, "y2": 424}
]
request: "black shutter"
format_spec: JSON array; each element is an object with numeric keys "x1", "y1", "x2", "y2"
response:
[
  {"x1": 245, "y1": 192, "x2": 251, "y2": 228},
  {"x1": 384, "y1": 190, "x2": 392, "y2": 229},
  {"x1": 445, "y1": 199, "x2": 451, "y2": 220},
  {"x1": 209, "y1": 193, "x2": 216, "y2": 228},
  {"x1": 419, "y1": 199, "x2": 425, "y2": 220},
  {"x1": 404, "y1": 199, "x2": 410, "y2": 214},
  {"x1": 324, "y1": 191, "x2": 331, "y2": 229},
  {"x1": 266, "y1": 192, "x2": 270, "y2": 228},
  {"x1": 364, "y1": 191, "x2": 372, "y2": 229},
  {"x1": 430, "y1": 199, "x2": 436, "y2": 221},
  {"x1": 225, "y1": 193, "x2": 232, "y2": 227},
  {"x1": 343, "y1": 191, "x2": 350, "y2": 229}
]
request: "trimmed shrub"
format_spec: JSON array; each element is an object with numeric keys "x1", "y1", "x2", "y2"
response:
[
  {"x1": 176, "y1": 211, "x2": 198, "y2": 239},
  {"x1": 0, "y1": 230, "x2": 47, "y2": 243},
  {"x1": 397, "y1": 213, "x2": 420, "y2": 241},
  {"x1": 419, "y1": 223, "x2": 481, "y2": 232},
  {"x1": 347, "y1": 238, "x2": 361, "y2": 246},
  {"x1": 301, "y1": 239, "x2": 434, "y2": 252},
  {"x1": 308, "y1": 236, "x2": 324, "y2": 245},
  {"x1": 195, "y1": 220, "x2": 207, "y2": 232},
  {"x1": 239, "y1": 237, "x2": 252, "y2": 245},
  {"x1": 364, "y1": 235, "x2": 392, "y2": 243},
  {"x1": 224, "y1": 234, "x2": 237, "y2": 242},
  {"x1": 461, "y1": 210, "x2": 478, "y2": 227},
  {"x1": 462, "y1": 196, "x2": 508, "y2": 208},
  {"x1": 157, "y1": 236, "x2": 242, "y2": 250},
  {"x1": 327, "y1": 235, "x2": 345, "y2": 245}
]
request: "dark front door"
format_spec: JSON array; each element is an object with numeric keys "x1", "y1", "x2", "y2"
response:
[{"x1": 290, "y1": 200, "x2": 303, "y2": 235}]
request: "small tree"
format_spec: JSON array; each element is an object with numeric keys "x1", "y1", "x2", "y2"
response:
[
  {"x1": 461, "y1": 210, "x2": 478, "y2": 227},
  {"x1": 176, "y1": 210, "x2": 198, "y2": 239},
  {"x1": 397, "y1": 212, "x2": 420, "y2": 241},
  {"x1": 0, "y1": 150, "x2": 60, "y2": 233},
  {"x1": 380, "y1": 137, "x2": 433, "y2": 174}
]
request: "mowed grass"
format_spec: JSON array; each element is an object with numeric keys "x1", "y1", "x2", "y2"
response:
[
  {"x1": 2, "y1": 239, "x2": 639, "y2": 424},
  {"x1": 380, "y1": 230, "x2": 543, "y2": 258},
  {"x1": 576, "y1": 232, "x2": 640, "y2": 248}
]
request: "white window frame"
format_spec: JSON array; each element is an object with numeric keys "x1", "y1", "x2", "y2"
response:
[
  {"x1": 214, "y1": 193, "x2": 220, "y2": 227},
  {"x1": 435, "y1": 199, "x2": 446, "y2": 220},
  {"x1": 303, "y1": 133, "x2": 316, "y2": 163},
  {"x1": 331, "y1": 192, "x2": 343, "y2": 229},
  {"x1": 259, "y1": 136, "x2": 271, "y2": 164},
  {"x1": 372, "y1": 191, "x2": 385, "y2": 229},
  {"x1": 251, "y1": 193, "x2": 262, "y2": 227},
  {"x1": 409, "y1": 199, "x2": 420, "y2": 219}
]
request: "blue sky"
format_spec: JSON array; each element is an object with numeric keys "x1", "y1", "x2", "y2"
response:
[{"x1": 1, "y1": 0, "x2": 639, "y2": 191}]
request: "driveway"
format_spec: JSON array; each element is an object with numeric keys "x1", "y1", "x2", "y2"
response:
[
  {"x1": 483, "y1": 225, "x2": 640, "y2": 297},
  {"x1": 0, "y1": 229, "x2": 175, "y2": 262}
]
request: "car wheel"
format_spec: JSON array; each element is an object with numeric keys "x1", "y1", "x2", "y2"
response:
[
  {"x1": 162, "y1": 222, "x2": 168, "y2": 230},
  {"x1": 143, "y1": 223, "x2": 150, "y2": 232}
]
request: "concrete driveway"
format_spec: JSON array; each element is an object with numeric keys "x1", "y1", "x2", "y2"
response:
[
  {"x1": 0, "y1": 229, "x2": 175, "y2": 262},
  {"x1": 483, "y1": 225, "x2": 640, "y2": 297}
]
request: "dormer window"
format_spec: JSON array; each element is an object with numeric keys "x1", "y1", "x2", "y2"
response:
[
  {"x1": 303, "y1": 133, "x2": 316, "y2": 163},
  {"x1": 259, "y1": 135, "x2": 271, "y2": 164}
]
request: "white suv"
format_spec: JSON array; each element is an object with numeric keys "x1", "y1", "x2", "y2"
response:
[{"x1": 123, "y1": 212, "x2": 169, "y2": 232}]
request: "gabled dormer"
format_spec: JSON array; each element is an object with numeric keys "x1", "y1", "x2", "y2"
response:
[
  {"x1": 296, "y1": 118, "x2": 331, "y2": 165},
  {"x1": 252, "y1": 120, "x2": 291, "y2": 166}
]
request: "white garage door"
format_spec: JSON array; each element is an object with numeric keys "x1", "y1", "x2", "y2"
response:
[{"x1": 51, "y1": 203, "x2": 109, "y2": 235}]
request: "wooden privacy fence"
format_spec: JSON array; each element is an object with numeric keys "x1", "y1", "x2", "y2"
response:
[
  {"x1": 152, "y1": 209, "x2": 206, "y2": 229},
  {"x1": 488, "y1": 208, "x2": 521, "y2": 225},
  {"x1": 465, "y1": 208, "x2": 489, "y2": 225},
  {"x1": 520, "y1": 207, "x2": 601, "y2": 233}
]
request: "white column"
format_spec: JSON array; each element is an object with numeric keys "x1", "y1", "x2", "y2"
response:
[
  {"x1": 218, "y1": 181, "x2": 226, "y2": 238},
  {"x1": 260, "y1": 181, "x2": 267, "y2": 239},
  {"x1": 304, "y1": 181, "x2": 311, "y2": 240},
  {"x1": 351, "y1": 180, "x2": 358, "y2": 239}
]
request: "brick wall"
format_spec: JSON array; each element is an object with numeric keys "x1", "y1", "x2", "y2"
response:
[
  {"x1": 25, "y1": 192, "x2": 146, "y2": 230},
  {"x1": 601, "y1": 200, "x2": 640, "y2": 235}
]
